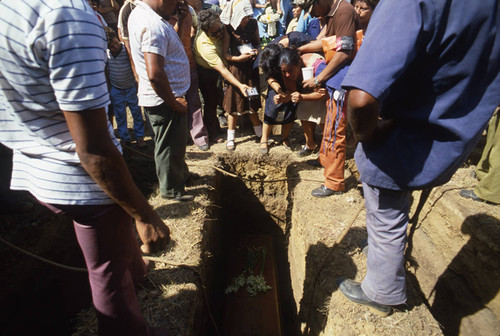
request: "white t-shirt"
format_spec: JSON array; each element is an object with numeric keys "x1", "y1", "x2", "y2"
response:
[{"x1": 128, "y1": 1, "x2": 190, "y2": 107}]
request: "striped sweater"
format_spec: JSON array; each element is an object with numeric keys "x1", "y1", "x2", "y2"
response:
[{"x1": 0, "y1": 0, "x2": 118, "y2": 205}]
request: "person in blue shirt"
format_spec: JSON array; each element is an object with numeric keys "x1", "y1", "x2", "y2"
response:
[{"x1": 338, "y1": 0, "x2": 500, "y2": 316}]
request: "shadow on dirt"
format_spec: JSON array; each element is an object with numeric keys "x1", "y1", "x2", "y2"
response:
[{"x1": 430, "y1": 214, "x2": 500, "y2": 336}]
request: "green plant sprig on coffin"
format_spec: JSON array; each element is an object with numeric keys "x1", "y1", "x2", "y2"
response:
[{"x1": 225, "y1": 246, "x2": 272, "y2": 296}]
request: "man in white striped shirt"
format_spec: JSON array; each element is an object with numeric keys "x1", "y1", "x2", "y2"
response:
[
  {"x1": 129, "y1": 0, "x2": 195, "y2": 201},
  {"x1": 0, "y1": 1, "x2": 169, "y2": 335}
]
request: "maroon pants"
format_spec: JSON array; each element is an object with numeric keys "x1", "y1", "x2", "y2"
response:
[{"x1": 43, "y1": 202, "x2": 149, "y2": 336}]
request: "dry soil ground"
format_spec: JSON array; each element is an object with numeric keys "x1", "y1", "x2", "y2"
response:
[{"x1": 1, "y1": 116, "x2": 498, "y2": 336}]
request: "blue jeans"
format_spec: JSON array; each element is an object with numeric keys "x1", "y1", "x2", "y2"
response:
[{"x1": 110, "y1": 85, "x2": 144, "y2": 141}]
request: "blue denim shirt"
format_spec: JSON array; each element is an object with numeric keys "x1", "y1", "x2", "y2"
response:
[{"x1": 342, "y1": 0, "x2": 500, "y2": 190}]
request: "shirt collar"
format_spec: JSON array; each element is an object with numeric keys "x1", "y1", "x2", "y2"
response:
[
  {"x1": 135, "y1": 1, "x2": 168, "y2": 24},
  {"x1": 326, "y1": 0, "x2": 342, "y2": 18}
]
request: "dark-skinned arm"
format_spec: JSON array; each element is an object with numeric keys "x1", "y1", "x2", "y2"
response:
[
  {"x1": 144, "y1": 52, "x2": 188, "y2": 113},
  {"x1": 291, "y1": 88, "x2": 328, "y2": 103},
  {"x1": 212, "y1": 62, "x2": 250, "y2": 96},
  {"x1": 298, "y1": 39, "x2": 323, "y2": 54},
  {"x1": 177, "y1": 1, "x2": 190, "y2": 39},
  {"x1": 296, "y1": 24, "x2": 327, "y2": 53},
  {"x1": 171, "y1": 1, "x2": 190, "y2": 40},
  {"x1": 118, "y1": 29, "x2": 139, "y2": 82},
  {"x1": 63, "y1": 107, "x2": 170, "y2": 254},
  {"x1": 303, "y1": 50, "x2": 350, "y2": 89},
  {"x1": 347, "y1": 89, "x2": 395, "y2": 143}
]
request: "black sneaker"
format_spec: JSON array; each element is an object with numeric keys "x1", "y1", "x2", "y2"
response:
[
  {"x1": 162, "y1": 193, "x2": 194, "y2": 202},
  {"x1": 311, "y1": 185, "x2": 344, "y2": 197},
  {"x1": 459, "y1": 189, "x2": 486, "y2": 203},
  {"x1": 337, "y1": 278, "x2": 391, "y2": 317}
]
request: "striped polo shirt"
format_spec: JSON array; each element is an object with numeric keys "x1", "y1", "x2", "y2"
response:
[
  {"x1": 107, "y1": 43, "x2": 136, "y2": 89},
  {"x1": 0, "y1": 0, "x2": 118, "y2": 205}
]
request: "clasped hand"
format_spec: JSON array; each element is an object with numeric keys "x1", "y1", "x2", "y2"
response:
[{"x1": 274, "y1": 92, "x2": 291, "y2": 104}]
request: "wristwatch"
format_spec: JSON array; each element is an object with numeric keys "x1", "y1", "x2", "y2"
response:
[{"x1": 313, "y1": 77, "x2": 320, "y2": 86}]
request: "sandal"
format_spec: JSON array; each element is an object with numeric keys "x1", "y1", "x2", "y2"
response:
[
  {"x1": 259, "y1": 142, "x2": 269, "y2": 154},
  {"x1": 226, "y1": 140, "x2": 235, "y2": 151},
  {"x1": 297, "y1": 145, "x2": 317, "y2": 157}
]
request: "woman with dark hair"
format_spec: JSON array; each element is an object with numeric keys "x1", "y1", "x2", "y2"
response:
[
  {"x1": 353, "y1": 0, "x2": 379, "y2": 33},
  {"x1": 259, "y1": 47, "x2": 327, "y2": 154},
  {"x1": 193, "y1": 8, "x2": 252, "y2": 144}
]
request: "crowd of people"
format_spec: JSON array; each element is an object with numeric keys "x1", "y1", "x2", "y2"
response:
[
  {"x1": 0, "y1": 0, "x2": 498, "y2": 335},
  {"x1": 90, "y1": 0, "x2": 383, "y2": 203}
]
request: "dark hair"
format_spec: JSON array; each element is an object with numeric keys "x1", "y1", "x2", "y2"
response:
[
  {"x1": 198, "y1": 9, "x2": 221, "y2": 33},
  {"x1": 104, "y1": 26, "x2": 117, "y2": 46},
  {"x1": 278, "y1": 47, "x2": 301, "y2": 68},
  {"x1": 259, "y1": 43, "x2": 283, "y2": 80},
  {"x1": 354, "y1": 0, "x2": 379, "y2": 10}
]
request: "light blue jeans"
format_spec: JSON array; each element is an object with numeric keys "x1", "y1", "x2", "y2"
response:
[
  {"x1": 110, "y1": 85, "x2": 144, "y2": 141},
  {"x1": 361, "y1": 182, "x2": 410, "y2": 305}
]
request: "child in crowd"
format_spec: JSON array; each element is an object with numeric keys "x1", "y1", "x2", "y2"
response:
[
  {"x1": 89, "y1": 0, "x2": 108, "y2": 27},
  {"x1": 104, "y1": 27, "x2": 146, "y2": 147}
]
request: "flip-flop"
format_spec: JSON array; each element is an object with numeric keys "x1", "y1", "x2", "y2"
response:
[{"x1": 259, "y1": 142, "x2": 269, "y2": 154}]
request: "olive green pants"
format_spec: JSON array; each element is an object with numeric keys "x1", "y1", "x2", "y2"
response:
[
  {"x1": 475, "y1": 111, "x2": 500, "y2": 204},
  {"x1": 144, "y1": 103, "x2": 189, "y2": 198}
]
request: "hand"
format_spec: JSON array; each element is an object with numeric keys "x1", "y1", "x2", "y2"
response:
[
  {"x1": 316, "y1": 88, "x2": 327, "y2": 95},
  {"x1": 291, "y1": 92, "x2": 302, "y2": 103},
  {"x1": 239, "y1": 84, "x2": 251, "y2": 97},
  {"x1": 250, "y1": 49, "x2": 258, "y2": 59},
  {"x1": 273, "y1": 93, "x2": 290, "y2": 105},
  {"x1": 302, "y1": 77, "x2": 317, "y2": 89},
  {"x1": 135, "y1": 214, "x2": 171, "y2": 254},
  {"x1": 239, "y1": 52, "x2": 255, "y2": 62},
  {"x1": 174, "y1": 97, "x2": 188, "y2": 113},
  {"x1": 176, "y1": 1, "x2": 189, "y2": 21}
]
